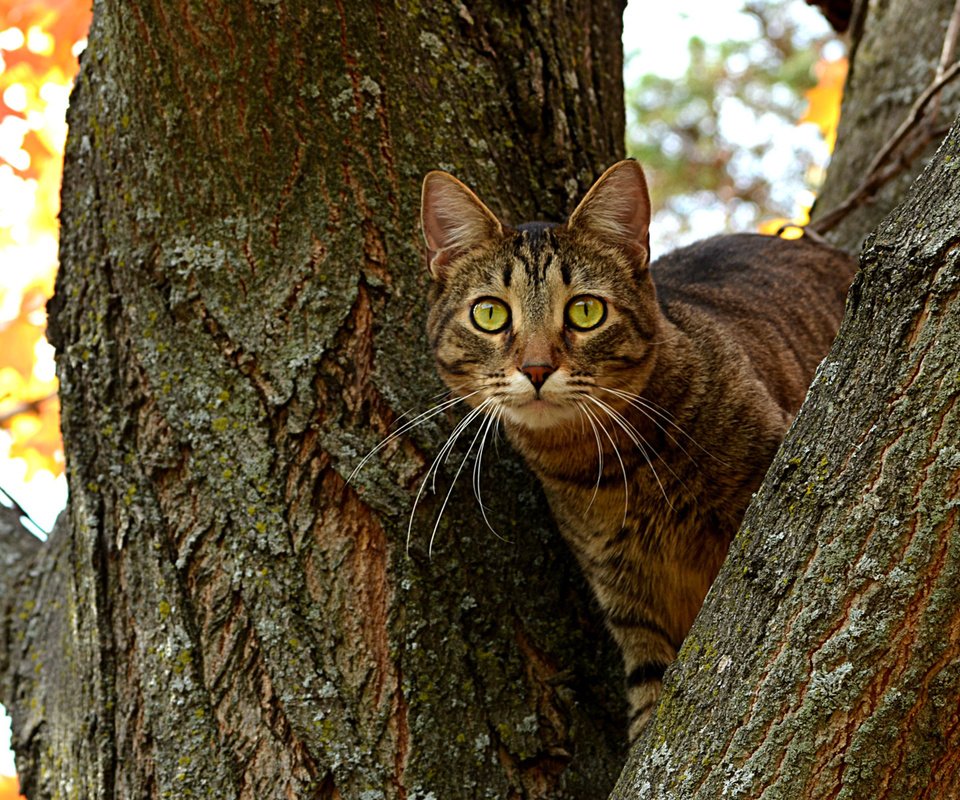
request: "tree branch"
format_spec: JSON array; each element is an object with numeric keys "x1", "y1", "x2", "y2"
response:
[
  {"x1": 809, "y1": 59, "x2": 960, "y2": 236},
  {"x1": 804, "y1": 0, "x2": 960, "y2": 240}
]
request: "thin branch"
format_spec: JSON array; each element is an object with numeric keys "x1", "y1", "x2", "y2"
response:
[
  {"x1": 928, "y1": 0, "x2": 960, "y2": 126},
  {"x1": 936, "y1": 0, "x2": 960, "y2": 81},
  {"x1": 862, "y1": 59, "x2": 960, "y2": 179},
  {"x1": 809, "y1": 59, "x2": 960, "y2": 236},
  {"x1": 0, "y1": 485, "x2": 44, "y2": 540}
]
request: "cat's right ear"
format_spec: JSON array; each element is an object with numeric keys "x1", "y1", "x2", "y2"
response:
[{"x1": 421, "y1": 171, "x2": 503, "y2": 279}]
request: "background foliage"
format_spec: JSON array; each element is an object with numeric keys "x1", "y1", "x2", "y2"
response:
[
  {"x1": 0, "y1": 0, "x2": 89, "y2": 490},
  {"x1": 626, "y1": 0, "x2": 844, "y2": 247}
]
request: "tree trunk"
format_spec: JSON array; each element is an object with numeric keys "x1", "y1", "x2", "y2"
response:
[
  {"x1": 614, "y1": 1, "x2": 960, "y2": 795},
  {"x1": 1, "y1": 1, "x2": 630, "y2": 798}
]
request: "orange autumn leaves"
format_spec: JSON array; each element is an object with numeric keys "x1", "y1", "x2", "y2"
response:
[
  {"x1": 0, "y1": 775, "x2": 20, "y2": 799},
  {"x1": 801, "y1": 56, "x2": 848, "y2": 151},
  {"x1": 0, "y1": 0, "x2": 91, "y2": 479}
]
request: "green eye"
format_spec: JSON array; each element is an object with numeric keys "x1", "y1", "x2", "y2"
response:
[
  {"x1": 471, "y1": 297, "x2": 510, "y2": 333},
  {"x1": 566, "y1": 295, "x2": 606, "y2": 331}
]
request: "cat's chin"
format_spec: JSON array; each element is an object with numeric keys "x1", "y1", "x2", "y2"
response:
[{"x1": 501, "y1": 399, "x2": 580, "y2": 431}]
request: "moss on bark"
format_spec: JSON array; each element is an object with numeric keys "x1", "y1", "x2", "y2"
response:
[{"x1": 3, "y1": 1, "x2": 630, "y2": 797}]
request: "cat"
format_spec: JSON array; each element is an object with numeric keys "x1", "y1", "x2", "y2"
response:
[{"x1": 418, "y1": 160, "x2": 856, "y2": 740}]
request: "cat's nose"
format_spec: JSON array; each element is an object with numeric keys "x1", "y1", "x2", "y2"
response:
[{"x1": 521, "y1": 363, "x2": 554, "y2": 392}]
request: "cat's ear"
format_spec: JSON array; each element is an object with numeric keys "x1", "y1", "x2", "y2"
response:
[
  {"x1": 567, "y1": 160, "x2": 651, "y2": 267},
  {"x1": 421, "y1": 171, "x2": 504, "y2": 278}
]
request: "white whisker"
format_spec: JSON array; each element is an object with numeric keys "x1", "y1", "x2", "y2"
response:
[
  {"x1": 407, "y1": 399, "x2": 491, "y2": 553},
  {"x1": 575, "y1": 401, "x2": 604, "y2": 514},
  {"x1": 587, "y1": 395, "x2": 675, "y2": 512},
  {"x1": 580, "y1": 401, "x2": 629, "y2": 528},
  {"x1": 348, "y1": 390, "x2": 482, "y2": 484},
  {"x1": 430, "y1": 399, "x2": 492, "y2": 493},
  {"x1": 473, "y1": 405, "x2": 509, "y2": 541},
  {"x1": 599, "y1": 385, "x2": 726, "y2": 466},
  {"x1": 428, "y1": 400, "x2": 496, "y2": 556}
]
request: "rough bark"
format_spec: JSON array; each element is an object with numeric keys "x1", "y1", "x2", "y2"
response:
[
  {"x1": 614, "y1": 2, "x2": 960, "y2": 796},
  {"x1": 1, "y1": 1, "x2": 630, "y2": 798},
  {"x1": 0, "y1": 505, "x2": 40, "y2": 714}
]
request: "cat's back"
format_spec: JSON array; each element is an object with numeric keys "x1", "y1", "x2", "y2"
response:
[{"x1": 651, "y1": 233, "x2": 857, "y2": 414}]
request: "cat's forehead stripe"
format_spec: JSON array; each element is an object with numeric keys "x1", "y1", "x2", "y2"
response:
[{"x1": 513, "y1": 227, "x2": 564, "y2": 287}]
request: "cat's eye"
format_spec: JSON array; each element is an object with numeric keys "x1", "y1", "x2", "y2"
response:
[
  {"x1": 566, "y1": 295, "x2": 606, "y2": 331},
  {"x1": 471, "y1": 297, "x2": 511, "y2": 333}
]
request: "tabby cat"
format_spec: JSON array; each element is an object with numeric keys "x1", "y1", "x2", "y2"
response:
[{"x1": 419, "y1": 160, "x2": 856, "y2": 739}]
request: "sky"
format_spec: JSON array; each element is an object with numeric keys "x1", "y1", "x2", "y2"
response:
[{"x1": 0, "y1": 0, "x2": 837, "y2": 780}]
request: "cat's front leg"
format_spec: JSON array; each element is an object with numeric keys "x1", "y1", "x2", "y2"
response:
[{"x1": 605, "y1": 609, "x2": 679, "y2": 740}]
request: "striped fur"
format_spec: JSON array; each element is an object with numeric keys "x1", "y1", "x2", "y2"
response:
[{"x1": 422, "y1": 161, "x2": 856, "y2": 740}]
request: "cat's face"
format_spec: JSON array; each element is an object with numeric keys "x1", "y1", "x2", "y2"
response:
[{"x1": 423, "y1": 161, "x2": 660, "y2": 432}]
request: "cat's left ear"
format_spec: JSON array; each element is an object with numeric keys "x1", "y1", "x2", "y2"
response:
[
  {"x1": 421, "y1": 171, "x2": 504, "y2": 279},
  {"x1": 567, "y1": 160, "x2": 651, "y2": 267}
]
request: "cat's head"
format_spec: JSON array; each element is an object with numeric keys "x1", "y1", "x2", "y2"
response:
[{"x1": 421, "y1": 160, "x2": 662, "y2": 432}]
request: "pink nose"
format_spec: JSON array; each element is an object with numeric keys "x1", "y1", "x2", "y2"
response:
[{"x1": 521, "y1": 363, "x2": 554, "y2": 391}]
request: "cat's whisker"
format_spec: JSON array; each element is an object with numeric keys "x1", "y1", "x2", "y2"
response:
[
  {"x1": 430, "y1": 400, "x2": 490, "y2": 494},
  {"x1": 580, "y1": 400, "x2": 629, "y2": 528},
  {"x1": 389, "y1": 388, "x2": 454, "y2": 428},
  {"x1": 595, "y1": 385, "x2": 701, "y2": 467},
  {"x1": 473, "y1": 405, "x2": 509, "y2": 541},
  {"x1": 602, "y1": 385, "x2": 728, "y2": 467},
  {"x1": 407, "y1": 400, "x2": 491, "y2": 553},
  {"x1": 428, "y1": 399, "x2": 497, "y2": 556},
  {"x1": 575, "y1": 401, "x2": 604, "y2": 515},
  {"x1": 587, "y1": 395, "x2": 675, "y2": 513},
  {"x1": 592, "y1": 394, "x2": 690, "y2": 511},
  {"x1": 349, "y1": 390, "x2": 482, "y2": 484}
]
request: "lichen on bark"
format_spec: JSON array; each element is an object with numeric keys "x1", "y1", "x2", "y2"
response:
[{"x1": 2, "y1": 1, "x2": 634, "y2": 798}]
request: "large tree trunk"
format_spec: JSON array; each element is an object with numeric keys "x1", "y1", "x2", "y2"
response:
[
  {"x1": 1, "y1": 1, "x2": 630, "y2": 798},
  {"x1": 615, "y1": 0, "x2": 960, "y2": 795}
]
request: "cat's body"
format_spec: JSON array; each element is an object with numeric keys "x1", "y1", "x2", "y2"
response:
[{"x1": 420, "y1": 161, "x2": 856, "y2": 739}]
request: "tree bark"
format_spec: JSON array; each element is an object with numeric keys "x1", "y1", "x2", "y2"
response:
[
  {"x1": 6, "y1": 1, "x2": 960, "y2": 799},
  {"x1": 1, "y1": 1, "x2": 630, "y2": 798},
  {"x1": 615, "y1": 1, "x2": 960, "y2": 795}
]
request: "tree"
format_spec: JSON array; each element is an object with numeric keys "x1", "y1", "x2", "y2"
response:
[
  {"x1": 1, "y1": 3, "x2": 958, "y2": 800},
  {"x1": 1, "y1": 1, "x2": 630, "y2": 798}
]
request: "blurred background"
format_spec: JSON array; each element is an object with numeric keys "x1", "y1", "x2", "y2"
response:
[{"x1": 0, "y1": 0, "x2": 844, "y2": 794}]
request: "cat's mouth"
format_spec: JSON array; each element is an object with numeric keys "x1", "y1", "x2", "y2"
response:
[{"x1": 501, "y1": 395, "x2": 580, "y2": 429}]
